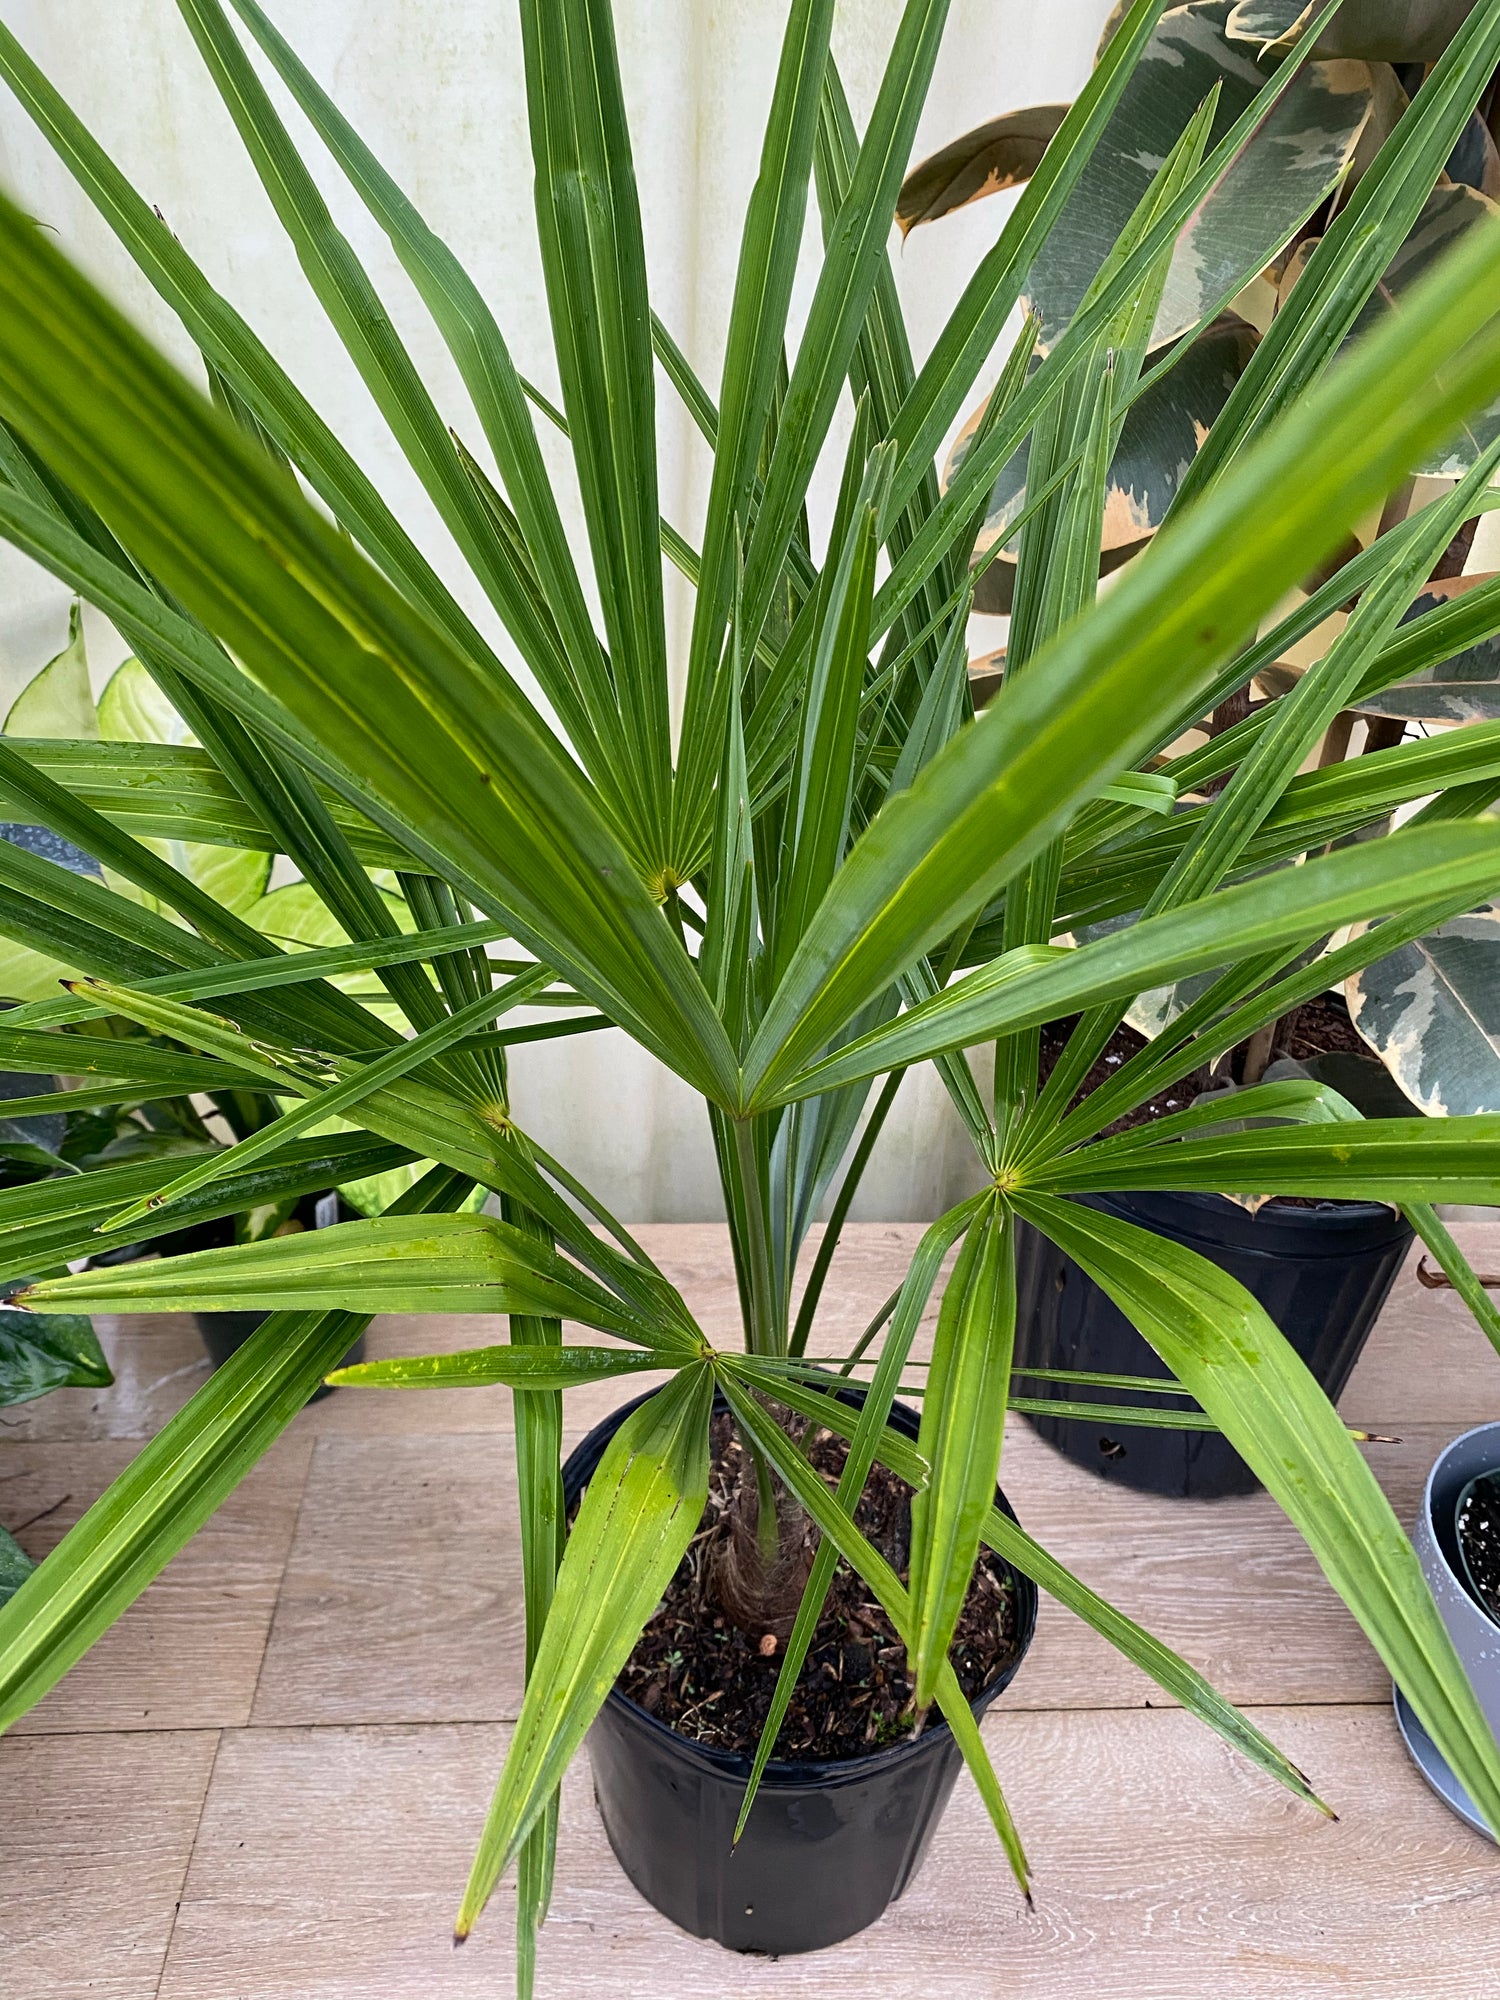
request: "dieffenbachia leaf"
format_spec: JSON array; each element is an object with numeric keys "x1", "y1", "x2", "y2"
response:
[
  {"x1": 0, "y1": 1302, "x2": 110, "y2": 1407},
  {"x1": 96, "y1": 655, "x2": 187, "y2": 745},
  {"x1": 0, "y1": 1526, "x2": 34, "y2": 1608},
  {"x1": 3, "y1": 599, "x2": 97, "y2": 741}
]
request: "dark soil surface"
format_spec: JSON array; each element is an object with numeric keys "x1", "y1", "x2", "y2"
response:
[
  {"x1": 1458, "y1": 1473, "x2": 1500, "y2": 1625},
  {"x1": 1038, "y1": 992, "x2": 1379, "y2": 1210},
  {"x1": 1037, "y1": 992, "x2": 1366, "y2": 1141},
  {"x1": 614, "y1": 1412, "x2": 1021, "y2": 1763},
  {"x1": 1036, "y1": 1012, "x2": 1194, "y2": 1139}
]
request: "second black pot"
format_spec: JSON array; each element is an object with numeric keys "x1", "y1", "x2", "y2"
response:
[
  {"x1": 193, "y1": 1308, "x2": 365, "y2": 1389},
  {"x1": 189, "y1": 1193, "x2": 364, "y2": 1394},
  {"x1": 1014, "y1": 1189, "x2": 1414, "y2": 1499},
  {"x1": 565, "y1": 1385, "x2": 1038, "y2": 1957}
]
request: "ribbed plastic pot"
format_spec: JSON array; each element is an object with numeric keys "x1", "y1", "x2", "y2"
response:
[
  {"x1": 1415, "y1": 1423, "x2": 1500, "y2": 1739},
  {"x1": 1014, "y1": 1189, "x2": 1414, "y2": 1499},
  {"x1": 193, "y1": 1309, "x2": 365, "y2": 1392},
  {"x1": 564, "y1": 1384, "x2": 1037, "y2": 1956}
]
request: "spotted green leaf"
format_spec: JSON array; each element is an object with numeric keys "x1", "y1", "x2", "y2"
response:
[
  {"x1": 0, "y1": 1303, "x2": 110, "y2": 1407},
  {"x1": 0, "y1": 1526, "x2": 34, "y2": 1607}
]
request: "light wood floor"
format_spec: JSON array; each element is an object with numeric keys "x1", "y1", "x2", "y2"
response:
[{"x1": 5, "y1": 1222, "x2": 1500, "y2": 1997}]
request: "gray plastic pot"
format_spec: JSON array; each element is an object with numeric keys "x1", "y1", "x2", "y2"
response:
[{"x1": 1395, "y1": 1421, "x2": 1500, "y2": 1836}]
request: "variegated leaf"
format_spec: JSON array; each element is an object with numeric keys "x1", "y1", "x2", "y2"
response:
[
  {"x1": 97, "y1": 657, "x2": 190, "y2": 747},
  {"x1": 1313, "y1": 182, "x2": 1500, "y2": 474},
  {"x1": 1445, "y1": 107, "x2": 1500, "y2": 199},
  {"x1": 955, "y1": 314, "x2": 1260, "y2": 615},
  {"x1": 0, "y1": 1303, "x2": 111, "y2": 1407},
  {"x1": 95, "y1": 657, "x2": 274, "y2": 914},
  {"x1": 1360, "y1": 573, "x2": 1500, "y2": 722},
  {"x1": 896, "y1": 104, "x2": 1069, "y2": 234},
  {"x1": 1227, "y1": 0, "x2": 1479, "y2": 62},
  {"x1": 1021, "y1": 2, "x2": 1372, "y2": 353},
  {"x1": 1347, "y1": 906, "x2": 1500, "y2": 1114}
]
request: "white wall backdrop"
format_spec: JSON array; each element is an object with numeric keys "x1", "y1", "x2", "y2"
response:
[{"x1": 0, "y1": 0, "x2": 1109, "y2": 1221}]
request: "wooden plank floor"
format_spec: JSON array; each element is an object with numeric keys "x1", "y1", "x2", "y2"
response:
[{"x1": 5, "y1": 1222, "x2": 1500, "y2": 1996}]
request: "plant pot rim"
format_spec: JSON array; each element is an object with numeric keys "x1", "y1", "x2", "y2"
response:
[
  {"x1": 1424, "y1": 1421, "x2": 1500, "y2": 1555},
  {"x1": 564, "y1": 1380, "x2": 1038, "y2": 1790},
  {"x1": 1090, "y1": 1186, "x2": 1404, "y2": 1229},
  {"x1": 1427, "y1": 1419, "x2": 1500, "y2": 1469}
]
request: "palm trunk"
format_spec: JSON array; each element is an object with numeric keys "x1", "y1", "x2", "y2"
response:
[{"x1": 707, "y1": 1447, "x2": 817, "y2": 1643}]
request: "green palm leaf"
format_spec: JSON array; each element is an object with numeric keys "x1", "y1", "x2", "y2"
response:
[
  {"x1": 0, "y1": 187, "x2": 738, "y2": 1101},
  {"x1": 0, "y1": 1164, "x2": 471, "y2": 1731},
  {"x1": 741, "y1": 212, "x2": 1500, "y2": 1104},
  {"x1": 1015, "y1": 1192, "x2": 1500, "y2": 1837},
  {"x1": 456, "y1": 1363, "x2": 713, "y2": 1936}
]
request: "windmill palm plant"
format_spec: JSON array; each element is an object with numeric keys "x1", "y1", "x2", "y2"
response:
[{"x1": 8, "y1": 0, "x2": 1500, "y2": 1983}]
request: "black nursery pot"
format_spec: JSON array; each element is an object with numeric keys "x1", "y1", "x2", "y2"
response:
[
  {"x1": 563, "y1": 1385, "x2": 1037, "y2": 1957},
  {"x1": 193, "y1": 1308, "x2": 365, "y2": 1388},
  {"x1": 1014, "y1": 1189, "x2": 1414, "y2": 1499}
]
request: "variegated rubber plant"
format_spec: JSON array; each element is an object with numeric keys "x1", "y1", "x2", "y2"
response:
[
  {"x1": 6, "y1": 0, "x2": 1500, "y2": 1988},
  {"x1": 902, "y1": 0, "x2": 1500, "y2": 1119}
]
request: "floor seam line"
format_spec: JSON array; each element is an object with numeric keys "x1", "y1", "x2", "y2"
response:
[
  {"x1": 243, "y1": 1433, "x2": 322, "y2": 1726},
  {"x1": 153, "y1": 1724, "x2": 225, "y2": 2000}
]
